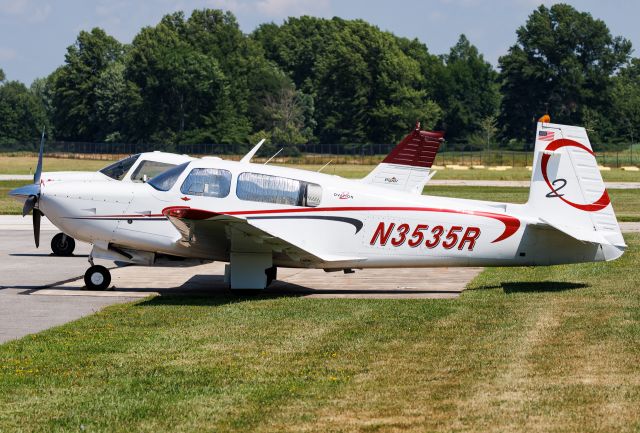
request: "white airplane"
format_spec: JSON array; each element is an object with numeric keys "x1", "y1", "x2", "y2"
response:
[
  {"x1": 11, "y1": 121, "x2": 624, "y2": 291},
  {"x1": 31, "y1": 138, "x2": 194, "y2": 256}
]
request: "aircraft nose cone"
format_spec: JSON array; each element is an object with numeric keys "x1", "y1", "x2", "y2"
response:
[{"x1": 9, "y1": 183, "x2": 40, "y2": 198}]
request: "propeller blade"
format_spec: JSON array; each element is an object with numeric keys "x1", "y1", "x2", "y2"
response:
[
  {"x1": 33, "y1": 209, "x2": 42, "y2": 248},
  {"x1": 22, "y1": 195, "x2": 37, "y2": 217},
  {"x1": 33, "y1": 128, "x2": 45, "y2": 185},
  {"x1": 10, "y1": 183, "x2": 40, "y2": 199}
]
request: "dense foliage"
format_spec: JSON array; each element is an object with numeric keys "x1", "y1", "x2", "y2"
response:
[
  {"x1": 498, "y1": 4, "x2": 633, "y2": 144},
  {"x1": 0, "y1": 4, "x2": 638, "y2": 150}
]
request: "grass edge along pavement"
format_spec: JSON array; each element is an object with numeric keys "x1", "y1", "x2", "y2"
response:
[{"x1": 0, "y1": 235, "x2": 638, "y2": 432}]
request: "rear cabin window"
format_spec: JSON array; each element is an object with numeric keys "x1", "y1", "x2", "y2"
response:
[
  {"x1": 100, "y1": 154, "x2": 140, "y2": 180},
  {"x1": 236, "y1": 172, "x2": 322, "y2": 207},
  {"x1": 130, "y1": 160, "x2": 176, "y2": 183},
  {"x1": 180, "y1": 168, "x2": 232, "y2": 198}
]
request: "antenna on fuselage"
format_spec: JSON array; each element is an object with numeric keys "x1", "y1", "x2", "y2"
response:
[
  {"x1": 264, "y1": 148, "x2": 283, "y2": 165},
  {"x1": 240, "y1": 138, "x2": 266, "y2": 163},
  {"x1": 317, "y1": 160, "x2": 333, "y2": 172}
]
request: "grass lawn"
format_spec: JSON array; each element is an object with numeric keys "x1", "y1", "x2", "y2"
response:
[
  {"x1": 1, "y1": 236, "x2": 638, "y2": 432},
  {"x1": 0, "y1": 180, "x2": 27, "y2": 215},
  {"x1": 0, "y1": 156, "x2": 117, "y2": 175},
  {"x1": 1, "y1": 155, "x2": 639, "y2": 181}
]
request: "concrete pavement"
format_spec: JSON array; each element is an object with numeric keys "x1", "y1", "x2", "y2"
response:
[
  {"x1": 0, "y1": 215, "x2": 57, "y2": 231},
  {"x1": 0, "y1": 230, "x2": 480, "y2": 344},
  {"x1": 0, "y1": 175, "x2": 32, "y2": 181},
  {"x1": 0, "y1": 230, "x2": 132, "y2": 343}
]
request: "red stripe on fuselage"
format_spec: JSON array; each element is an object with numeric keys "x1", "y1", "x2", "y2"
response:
[{"x1": 161, "y1": 205, "x2": 521, "y2": 243}]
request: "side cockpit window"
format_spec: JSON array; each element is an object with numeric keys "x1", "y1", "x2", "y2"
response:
[
  {"x1": 180, "y1": 168, "x2": 232, "y2": 198},
  {"x1": 130, "y1": 161, "x2": 177, "y2": 183},
  {"x1": 236, "y1": 172, "x2": 321, "y2": 207},
  {"x1": 99, "y1": 154, "x2": 140, "y2": 180},
  {"x1": 147, "y1": 162, "x2": 189, "y2": 191}
]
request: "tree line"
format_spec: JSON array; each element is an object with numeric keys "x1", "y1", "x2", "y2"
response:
[{"x1": 0, "y1": 4, "x2": 638, "y2": 152}]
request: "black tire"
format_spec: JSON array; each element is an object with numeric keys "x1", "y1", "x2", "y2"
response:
[
  {"x1": 84, "y1": 265, "x2": 111, "y2": 290},
  {"x1": 51, "y1": 233, "x2": 75, "y2": 256},
  {"x1": 265, "y1": 266, "x2": 277, "y2": 287}
]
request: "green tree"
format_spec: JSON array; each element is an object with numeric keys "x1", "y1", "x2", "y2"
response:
[
  {"x1": 478, "y1": 115, "x2": 498, "y2": 151},
  {"x1": 50, "y1": 28, "x2": 124, "y2": 141},
  {"x1": 0, "y1": 68, "x2": 5, "y2": 83},
  {"x1": 498, "y1": 4, "x2": 632, "y2": 142},
  {"x1": 94, "y1": 61, "x2": 132, "y2": 142},
  {"x1": 254, "y1": 17, "x2": 442, "y2": 144},
  {"x1": 612, "y1": 58, "x2": 640, "y2": 148},
  {"x1": 434, "y1": 35, "x2": 500, "y2": 143},
  {"x1": 123, "y1": 9, "x2": 289, "y2": 145},
  {"x1": 30, "y1": 76, "x2": 57, "y2": 138},
  {"x1": 262, "y1": 86, "x2": 315, "y2": 145},
  {"x1": 0, "y1": 80, "x2": 49, "y2": 146},
  {"x1": 125, "y1": 20, "x2": 232, "y2": 144}
]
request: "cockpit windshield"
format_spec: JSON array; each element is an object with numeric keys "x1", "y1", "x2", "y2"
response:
[
  {"x1": 147, "y1": 162, "x2": 190, "y2": 191},
  {"x1": 130, "y1": 160, "x2": 177, "y2": 183},
  {"x1": 99, "y1": 154, "x2": 141, "y2": 180}
]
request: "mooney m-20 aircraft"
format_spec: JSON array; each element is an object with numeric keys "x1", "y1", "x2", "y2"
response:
[
  {"x1": 11, "y1": 121, "x2": 624, "y2": 290},
  {"x1": 36, "y1": 145, "x2": 194, "y2": 256}
]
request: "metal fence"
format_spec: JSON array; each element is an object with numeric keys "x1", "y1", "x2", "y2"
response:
[{"x1": 2, "y1": 141, "x2": 637, "y2": 168}]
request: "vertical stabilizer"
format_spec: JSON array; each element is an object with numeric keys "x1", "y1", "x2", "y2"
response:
[
  {"x1": 362, "y1": 123, "x2": 444, "y2": 194},
  {"x1": 526, "y1": 121, "x2": 626, "y2": 259}
]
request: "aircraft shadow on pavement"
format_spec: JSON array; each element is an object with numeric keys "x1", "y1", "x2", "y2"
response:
[
  {"x1": 132, "y1": 274, "x2": 459, "y2": 306},
  {"x1": 471, "y1": 281, "x2": 588, "y2": 293}
]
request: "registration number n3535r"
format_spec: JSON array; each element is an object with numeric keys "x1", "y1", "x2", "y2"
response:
[{"x1": 370, "y1": 222, "x2": 481, "y2": 250}]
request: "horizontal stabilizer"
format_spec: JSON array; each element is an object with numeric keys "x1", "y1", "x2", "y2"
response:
[{"x1": 536, "y1": 218, "x2": 611, "y2": 245}]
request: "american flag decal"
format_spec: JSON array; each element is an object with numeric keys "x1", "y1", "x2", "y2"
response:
[{"x1": 538, "y1": 131, "x2": 555, "y2": 141}]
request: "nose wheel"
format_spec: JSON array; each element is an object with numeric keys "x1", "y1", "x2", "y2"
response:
[
  {"x1": 84, "y1": 265, "x2": 111, "y2": 290},
  {"x1": 51, "y1": 233, "x2": 76, "y2": 256}
]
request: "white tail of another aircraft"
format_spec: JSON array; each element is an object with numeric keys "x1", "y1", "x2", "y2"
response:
[
  {"x1": 362, "y1": 123, "x2": 444, "y2": 194},
  {"x1": 525, "y1": 121, "x2": 626, "y2": 261}
]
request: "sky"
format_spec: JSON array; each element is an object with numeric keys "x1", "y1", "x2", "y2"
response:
[{"x1": 0, "y1": 0, "x2": 639, "y2": 85}]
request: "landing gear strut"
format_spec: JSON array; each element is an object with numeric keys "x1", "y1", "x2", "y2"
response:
[
  {"x1": 51, "y1": 232, "x2": 75, "y2": 256},
  {"x1": 266, "y1": 266, "x2": 277, "y2": 287},
  {"x1": 84, "y1": 265, "x2": 111, "y2": 290}
]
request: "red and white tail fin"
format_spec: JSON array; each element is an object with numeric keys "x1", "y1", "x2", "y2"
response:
[
  {"x1": 526, "y1": 121, "x2": 626, "y2": 260},
  {"x1": 362, "y1": 123, "x2": 444, "y2": 194}
]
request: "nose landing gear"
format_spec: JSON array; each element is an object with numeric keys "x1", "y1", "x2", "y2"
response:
[{"x1": 84, "y1": 265, "x2": 111, "y2": 291}]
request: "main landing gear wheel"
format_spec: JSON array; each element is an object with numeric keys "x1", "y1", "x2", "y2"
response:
[
  {"x1": 84, "y1": 265, "x2": 111, "y2": 290},
  {"x1": 51, "y1": 233, "x2": 75, "y2": 256}
]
